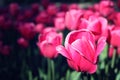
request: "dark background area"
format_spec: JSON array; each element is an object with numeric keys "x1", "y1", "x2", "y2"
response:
[{"x1": 3, "y1": 0, "x2": 100, "y2": 5}]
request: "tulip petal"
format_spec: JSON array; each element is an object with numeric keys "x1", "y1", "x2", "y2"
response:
[
  {"x1": 96, "y1": 37, "x2": 106, "y2": 56},
  {"x1": 67, "y1": 59, "x2": 79, "y2": 71},
  {"x1": 56, "y1": 45, "x2": 71, "y2": 59},
  {"x1": 39, "y1": 40, "x2": 57, "y2": 58},
  {"x1": 71, "y1": 37, "x2": 96, "y2": 63},
  {"x1": 79, "y1": 56, "x2": 97, "y2": 74}
]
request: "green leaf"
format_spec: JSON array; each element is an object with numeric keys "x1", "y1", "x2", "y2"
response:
[
  {"x1": 65, "y1": 70, "x2": 70, "y2": 80},
  {"x1": 38, "y1": 68, "x2": 47, "y2": 80},
  {"x1": 116, "y1": 71, "x2": 120, "y2": 80},
  {"x1": 99, "y1": 61, "x2": 105, "y2": 69},
  {"x1": 70, "y1": 71, "x2": 81, "y2": 80},
  {"x1": 28, "y1": 70, "x2": 33, "y2": 80},
  {"x1": 34, "y1": 77, "x2": 38, "y2": 80}
]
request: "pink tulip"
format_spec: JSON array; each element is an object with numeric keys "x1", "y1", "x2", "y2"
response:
[
  {"x1": 35, "y1": 23, "x2": 44, "y2": 33},
  {"x1": 68, "y1": 3, "x2": 80, "y2": 10},
  {"x1": 56, "y1": 12, "x2": 65, "y2": 18},
  {"x1": 47, "y1": 4, "x2": 58, "y2": 16},
  {"x1": 65, "y1": 9, "x2": 83, "y2": 30},
  {"x1": 9, "y1": 3, "x2": 20, "y2": 16},
  {"x1": 1, "y1": 45, "x2": 11, "y2": 55},
  {"x1": 99, "y1": 0, "x2": 114, "y2": 16},
  {"x1": 113, "y1": 12, "x2": 120, "y2": 26},
  {"x1": 35, "y1": 11, "x2": 49, "y2": 24},
  {"x1": 17, "y1": 37, "x2": 29, "y2": 48},
  {"x1": 56, "y1": 29, "x2": 106, "y2": 74},
  {"x1": 37, "y1": 28, "x2": 63, "y2": 59},
  {"x1": 24, "y1": 9, "x2": 33, "y2": 19},
  {"x1": 110, "y1": 27, "x2": 120, "y2": 47},
  {"x1": 41, "y1": 27, "x2": 56, "y2": 34},
  {"x1": 54, "y1": 17, "x2": 65, "y2": 31},
  {"x1": 18, "y1": 23, "x2": 36, "y2": 40},
  {"x1": 31, "y1": 3, "x2": 39, "y2": 13},
  {"x1": 117, "y1": 0, "x2": 120, "y2": 8},
  {"x1": 59, "y1": 4, "x2": 68, "y2": 12},
  {"x1": 41, "y1": 0, "x2": 50, "y2": 9},
  {"x1": 79, "y1": 16, "x2": 108, "y2": 40}
]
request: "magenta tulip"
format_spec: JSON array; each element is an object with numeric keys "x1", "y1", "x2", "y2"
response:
[
  {"x1": 54, "y1": 17, "x2": 65, "y2": 31},
  {"x1": 37, "y1": 29, "x2": 63, "y2": 59},
  {"x1": 17, "y1": 37, "x2": 29, "y2": 48},
  {"x1": 65, "y1": 9, "x2": 83, "y2": 30},
  {"x1": 56, "y1": 29, "x2": 106, "y2": 74},
  {"x1": 110, "y1": 27, "x2": 120, "y2": 47},
  {"x1": 18, "y1": 23, "x2": 36, "y2": 40}
]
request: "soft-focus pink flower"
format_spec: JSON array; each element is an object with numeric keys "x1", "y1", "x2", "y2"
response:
[
  {"x1": 41, "y1": 27, "x2": 56, "y2": 34},
  {"x1": 1, "y1": 45, "x2": 11, "y2": 55},
  {"x1": 0, "y1": 15, "x2": 5, "y2": 28},
  {"x1": 110, "y1": 27, "x2": 120, "y2": 47},
  {"x1": 99, "y1": 0, "x2": 114, "y2": 16},
  {"x1": 35, "y1": 23, "x2": 44, "y2": 33},
  {"x1": 18, "y1": 23, "x2": 36, "y2": 40},
  {"x1": 65, "y1": 9, "x2": 83, "y2": 30},
  {"x1": 79, "y1": 16, "x2": 108, "y2": 40},
  {"x1": 113, "y1": 12, "x2": 120, "y2": 26},
  {"x1": 37, "y1": 29, "x2": 63, "y2": 59},
  {"x1": 41, "y1": 0, "x2": 49, "y2": 9},
  {"x1": 17, "y1": 37, "x2": 29, "y2": 48},
  {"x1": 68, "y1": 3, "x2": 80, "y2": 10},
  {"x1": 47, "y1": 4, "x2": 58, "y2": 16},
  {"x1": 9, "y1": 3, "x2": 20, "y2": 16},
  {"x1": 117, "y1": 0, "x2": 120, "y2": 8},
  {"x1": 31, "y1": 3, "x2": 39, "y2": 13},
  {"x1": 56, "y1": 12, "x2": 65, "y2": 18},
  {"x1": 35, "y1": 11, "x2": 49, "y2": 24},
  {"x1": 56, "y1": 29, "x2": 106, "y2": 74},
  {"x1": 24, "y1": 9, "x2": 33, "y2": 19},
  {"x1": 117, "y1": 47, "x2": 120, "y2": 55},
  {"x1": 54, "y1": 17, "x2": 65, "y2": 31},
  {"x1": 59, "y1": 4, "x2": 68, "y2": 12},
  {"x1": 108, "y1": 46, "x2": 114, "y2": 58}
]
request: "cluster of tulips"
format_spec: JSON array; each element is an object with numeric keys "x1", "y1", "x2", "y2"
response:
[{"x1": 1, "y1": 0, "x2": 120, "y2": 80}]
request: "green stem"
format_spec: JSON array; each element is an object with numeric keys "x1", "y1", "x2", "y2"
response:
[
  {"x1": 47, "y1": 59, "x2": 51, "y2": 80},
  {"x1": 111, "y1": 48, "x2": 116, "y2": 68},
  {"x1": 51, "y1": 60, "x2": 55, "y2": 80}
]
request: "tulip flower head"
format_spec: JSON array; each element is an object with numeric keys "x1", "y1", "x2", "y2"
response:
[
  {"x1": 57, "y1": 29, "x2": 106, "y2": 74},
  {"x1": 37, "y1": 28, "x2": 63, "y2": 59}
]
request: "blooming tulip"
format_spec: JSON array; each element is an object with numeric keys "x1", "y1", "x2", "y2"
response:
[
  {"x1": 56, "y1": 29, "x2": 106, "y2": 73},
  {"x1": 37, "y1": 28, "x2": 63, "y2": 59},
  {"x1": 65, "y1": 9, "x2": 83, "y2": 30},
  {"x1": 18, "y1": 23, "x2": 36, "y2": 40},
  {"x1": 54, "y1": 17, "x2": 65, "y2": 31}
]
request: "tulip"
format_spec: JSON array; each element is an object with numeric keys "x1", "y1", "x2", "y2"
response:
[
  {"x1": 37, "y1": 28, "x2": 63, "y2": 59},
  {"x1": 56, "y1": 29, "x2": 106, "y2": 73},
  {"x1": 110, "y1": 27, "x2": 120, "y2": 47},
  {"x1": 35, "y1": 11, "x2": 49, "y2": 24},
  {"x1": 68, "y1": 3, "x2": 80, "y2": 10},
  {"x1": 79, "y1": 16, "x2": 108, "y2": 40},
  {"x1": 54, "y1": 17, "x2": 65, "y2": 31},
  {"x1": 18, "y1": 23, "x2": 36, "y2": 40},
  {"x1": 9, "y1": 3, "x2": 20, "y2": 16},
  {"x1": 1, "y1": 45, "x2": 11, "y2": 55},
  {"x1": 65, "y1": 9, "x2": 83, "y2": 30},
  {"x1": 47, "y1": 4, "x2": 58, "y2": 16},
  {"x1": 59, "y1": 4, "x2": 68, "y2": 12},
  {"x1": 99, "y1": 0, "x2": 114, "y2": 16},
  {"x1": 17, "y1": 37, "x2": 29, "y2": 48},
  {"x1": 35, "y1": 23, "x2": 44, "y2": 33},
  {"x1": 113, "y1": 12, "x2": 120, "y2": 26}
]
